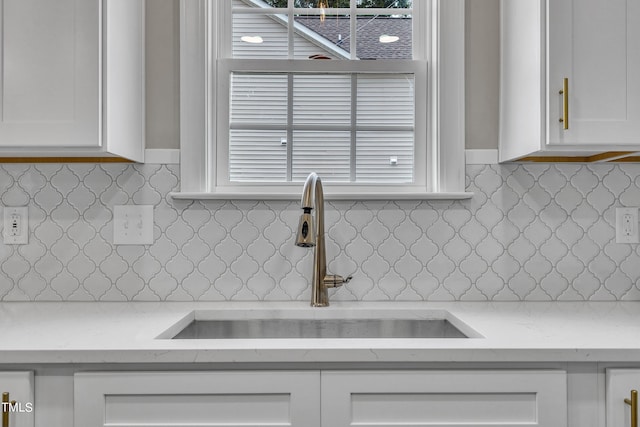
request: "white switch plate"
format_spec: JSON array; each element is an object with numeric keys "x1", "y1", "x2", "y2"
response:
[
  {"x1": 3, "y1": 206, "x2": 28, "y2": 245},
  {"x1": 113, "y1": 205, "x2": 154, "y2": 245},
  {"x1": 616, "y1": 207, "x2": 639, "y2": 243}
]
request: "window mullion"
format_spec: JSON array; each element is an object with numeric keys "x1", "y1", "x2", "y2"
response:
[
  {"x1": 287, "y1": 0, "x2": 294, "y2": 59},
  {"x1": 286, "y1": 0, "x2": 293, "y2": 183},
  {"x1": 287, "y1": 73, "x2": 293, "y2": 182},
  {"x1": 350, "y1": 73, "x2": 357, "y2": 183},
  {"x1": 350, "y1": 0, "x2": 357, "y2": 60},
  {"x1": 287, "y1": 0, "x2": 293, "y2": 182}
]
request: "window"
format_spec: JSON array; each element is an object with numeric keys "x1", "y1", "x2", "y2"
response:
[{"x1": 178, "y1": 0, "x2": 467, "y2": 199}]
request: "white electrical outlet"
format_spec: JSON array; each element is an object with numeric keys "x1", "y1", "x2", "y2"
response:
[
  {"x1": 113, "y1": 205, "x2": 154, "y2": 245},
  {"x1": 616, "y1": 207, "x2": 639, "y2": 243},
  {"x1": 3, "y1": 206, "x2": 28, "y2": 245}
]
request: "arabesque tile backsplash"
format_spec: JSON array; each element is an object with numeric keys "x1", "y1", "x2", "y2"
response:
[{"x1": 1, "y1": 162, "x2": 640, "y2": 301}]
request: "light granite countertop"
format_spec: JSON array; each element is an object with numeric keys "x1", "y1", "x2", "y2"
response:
[{"x1": 0, "y1": 301, "x2": 639, "y2": 364}]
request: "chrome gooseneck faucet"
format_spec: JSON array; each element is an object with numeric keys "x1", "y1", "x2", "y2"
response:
[{"x1": 295, "y1": 172, "x2": 352, "y2": 307}]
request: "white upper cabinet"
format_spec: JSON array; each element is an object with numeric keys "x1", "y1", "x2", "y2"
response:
[
  {"x1": 0, "y1": 0, "x2": 144, "y2": 161},
  {"x1": 500, "y1": 0, "x2": 640, "y2": 162},
  {"x1": 0, "y1": 0, "x2": 98, "y2": 148}
]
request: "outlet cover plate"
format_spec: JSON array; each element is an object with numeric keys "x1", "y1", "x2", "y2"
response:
[
  {"x1": 616, "y1": 207, "x2": 639, "y2": 243},
  {"x1": 3, "y1": 206, "x2": 28, "y2": 245},
  {"x1": 113, "y1": 205, "x2": 154, "y2": 245}
]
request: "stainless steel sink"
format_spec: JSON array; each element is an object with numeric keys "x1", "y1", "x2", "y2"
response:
[{"x1": 170, "y1": 318, "x2": 469, "y2": 339}]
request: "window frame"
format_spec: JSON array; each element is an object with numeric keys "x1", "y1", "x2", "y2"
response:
[{"x1": 176, "y1": 0, "x2": 469, "y2": 200}]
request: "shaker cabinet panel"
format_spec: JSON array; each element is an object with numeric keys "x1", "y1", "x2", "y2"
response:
[
  {"x1": 0, "y1": 0, "x2": 144, "y2": 161},
  {"x1": 321, "y1": 370, "x2": 567, "y2": 427},
  {"x1": 74, "y1": 371, "x2": 320, "y2": 427},
  {"x1": 0, "y1": 0, "x2": 99, "y2": 148},
  {"x1": 548, "y1": 0, "x2": 640, "y2": 146},
  {"x1": 606, "y1": 369, "x2": 640, "y2": 427},
  {"x1": 500, "y1": 0, "x2": 640, "y2": 161},
  {"x1": 0, "y1": 371, "x2": 34, "y2": 427}
]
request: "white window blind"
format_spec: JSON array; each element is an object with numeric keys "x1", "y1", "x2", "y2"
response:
[{"x1": 229, "y1": 72, "x2": 415, "y2": 183}]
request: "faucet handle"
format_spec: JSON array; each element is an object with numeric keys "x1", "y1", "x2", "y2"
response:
[{"x1": 324, "y1": 274, "x2": 352, "y2": 288}]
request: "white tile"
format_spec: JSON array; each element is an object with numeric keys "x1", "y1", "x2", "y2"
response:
[{"x1": 4, "y1": 163, "x2": 640, "y2": 301}]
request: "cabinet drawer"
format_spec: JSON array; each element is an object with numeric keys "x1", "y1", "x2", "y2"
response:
[
  {"x1": 74, "y1": 371, "x2": 320, "y2": 427},
  {"x1": 321, "y1": 370, "x2": 567, "y2": 427}
]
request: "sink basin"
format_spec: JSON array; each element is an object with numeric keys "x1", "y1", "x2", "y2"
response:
[{"x1": 169, "y1": 318, "x2": 469, "y2": 339}]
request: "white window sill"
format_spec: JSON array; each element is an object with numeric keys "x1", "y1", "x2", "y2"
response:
[{"x1": 169, "y1": 191, "x2": 474, "y2": 201}]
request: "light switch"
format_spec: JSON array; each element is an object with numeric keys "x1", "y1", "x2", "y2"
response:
[
  {"x1": 3, "y1": 206, "x2": 28, "y2": 245},
  {"x1": 113, "y1": 205, "x2": 154, "y2": 245}
]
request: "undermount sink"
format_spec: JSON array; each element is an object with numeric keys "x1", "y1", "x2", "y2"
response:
[
  {"x1": 159, "y1": 310, "x2": 478, "y2": 340},
  {"x1": 171, "y1": 318, "x2": 468, "y2": 339}
]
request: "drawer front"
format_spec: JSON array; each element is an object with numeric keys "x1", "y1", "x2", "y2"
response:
[
  {"x1": 74, "y1": 371, "x2": 320, "y2": 427},
  {"x1": 321, "y1": 370, "x2": 567, "y2": 427}
]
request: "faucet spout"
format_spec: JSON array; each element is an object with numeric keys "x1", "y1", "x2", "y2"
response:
[{"x1": 295, "y1": 172, "x2": 350, "y2": 307}]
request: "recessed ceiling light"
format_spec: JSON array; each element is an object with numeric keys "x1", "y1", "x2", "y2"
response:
[
  {"x1": 241, "y1": 35, "x2": 263, "y2": 44},
  {"x1": 379, "y1": 35, "x2": 399, "y2": 44}
]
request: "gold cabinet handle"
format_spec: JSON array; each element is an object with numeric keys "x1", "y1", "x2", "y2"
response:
[
  {"x1": 625, "y1": 389, "x2": 638, "y2": 427},
  {"x1": 558, "y1": 77, "x2": 569, "y2": 130},
  {"x1": 1, "y1": 393, "x2": 15, "y2": 427},
  {"x1": 2, "y1": 392, "x2": 8, "y2": 427}
]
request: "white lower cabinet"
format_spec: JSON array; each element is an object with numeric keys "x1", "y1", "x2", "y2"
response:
[
  {"x1": 74, "y1": 370, "x2": 566, "y2": 427},
  {"x1": 74, "y1": 371, "x2": 320, "y2": 427},
  {"x1": 606, "y1": 369, "x2": 640, "y2": 427},
  {"x1": 0, "y1": 371, "x2": 34, "y2": 427},
  {"x1": 322, "y1": 370, "x2": 567, "y2": 427}
]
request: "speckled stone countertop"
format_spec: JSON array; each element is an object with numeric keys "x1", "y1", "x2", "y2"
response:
[{"x1": 0, "y1": 301, "x2": 639, "y2": 364}]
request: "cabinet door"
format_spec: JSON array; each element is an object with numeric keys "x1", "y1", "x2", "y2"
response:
[
  {"x1": 321, "y1": 370, "x2": 567, "y2": 427},
  {"x1": 548, "y1": 0, "x2": 640, "y2": 145},
  {"x1": 0, "y1": 0, "x2": 99, "y2": 147},
  {"x1": 0, "y1": 371, "x2": 34, "y2": 427},
  {"x1": 74, "y1": 371, "x2": 320, "y2": 427},
  {"x1": 606, "y1": 369, "x2": 640, "y2": 427}
]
